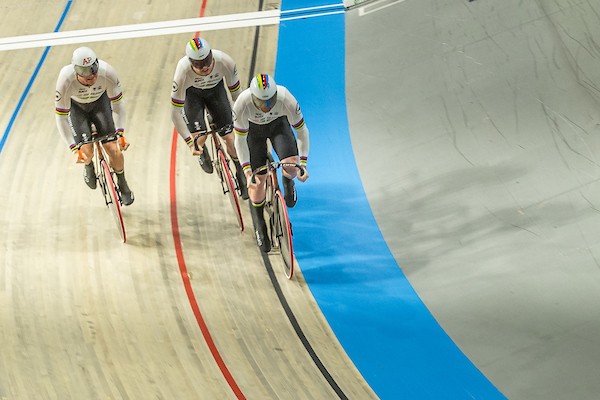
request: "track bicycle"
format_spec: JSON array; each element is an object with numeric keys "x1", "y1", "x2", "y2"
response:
[
  {"x1": 77, "y1": 132, "x2": 127, "y2": 242},
  {"x1": 250, "y1": 161, "x2": 304, "y2": 279},
  {"x1": 193, "y1": 123, "x2": 244, "y2": 231}
]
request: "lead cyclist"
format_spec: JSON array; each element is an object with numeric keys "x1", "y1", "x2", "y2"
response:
[{"x1": 233, "y1": 74, "x2": 310, "y2": 252}]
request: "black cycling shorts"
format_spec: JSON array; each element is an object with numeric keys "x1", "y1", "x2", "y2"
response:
[
  {"x1": 69, "y1": 92, "x2": 117, "y2": 144},
  {"x1": 247, "y1": 116, "x2": 298, "y2": 171},
  {"x1": 184, "y1": 82, "x2": 232, "y2": 136}
]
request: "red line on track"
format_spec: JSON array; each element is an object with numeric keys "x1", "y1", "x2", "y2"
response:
[{"x1": 168, "y1": 1, "x2": 246, "y2": 398}]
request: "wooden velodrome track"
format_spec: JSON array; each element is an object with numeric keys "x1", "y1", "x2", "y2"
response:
[{"x1": 0, "y1": 1, "x2": 378, "y2": 399}]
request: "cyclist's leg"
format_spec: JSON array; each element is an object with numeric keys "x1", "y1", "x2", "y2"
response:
[
  {"x1": 70, "y1": 101, "x2": 96, "y2": 189},
  {"x1": 270, "y1": 117, "x2": 299, "y2": 177},
  {"x1": 270, "y1": 118, "x2": 299, "y2": 207},
  {"x1": 247, "y1": 127, "x2": 269, "y2": 203},
  {"x1": 247, "y1": 125, "x2": 271, "y2": 251},
  {"x1": 206, "y1": 83, "x2": 236, "y2": 154},
  {"x1": 206, "y1": 85, "x2": 248, "y2": 197},
  {"x1": 185, "y1": 87, "x2": 212, "y2": 173},
  {"x1": 184, "y1": 88, "x2": 209, "y2": 137},
  {"x1": 93, "y1": 95, "x2": 134, "y2": 205},
  {"x1": 93, "y1": 94, "x2": 123, "y2": 171}
]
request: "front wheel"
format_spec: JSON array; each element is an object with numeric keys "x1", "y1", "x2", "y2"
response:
[
  {"x1": 100, "y1": 159, "x2": 126, "y2": 243},
  {"x1": 273, "y1": 190, "x2": 294, "y2": 279}
]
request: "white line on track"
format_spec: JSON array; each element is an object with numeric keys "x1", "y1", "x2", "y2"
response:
[
  {"x1": 0, "y1": 10, "x2": 279, "y2": 52},
  {"x1": 0, "y1": 4, "x2": 347, "y2": 52}
]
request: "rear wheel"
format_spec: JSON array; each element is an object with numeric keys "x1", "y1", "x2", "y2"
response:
[
  {"x1": 217, "y1": 149, "x2": 244, "y2": 231},
  {"x1": 274, "y1": 190, "x2": 294, "y2": 279},
  {"x1": 100, "y1": 159, "x2": 126, "y2": 243}
]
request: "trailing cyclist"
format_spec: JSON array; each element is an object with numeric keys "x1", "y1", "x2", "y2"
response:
[
  {"x1": 170, "y1": 37, "x2": 248, "y2": 199},
  {"x1": 233, "y1": 74, "x2": 310, "y2": 252},
  {"x1": 54, "y1": 46, "x2": 134, "y2": 205}
]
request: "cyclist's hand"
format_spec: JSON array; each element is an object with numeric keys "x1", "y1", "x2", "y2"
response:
[
  {"x1": 189, "y1": 142, "x2": 202, "y2": 156},
  {"x1": 118, "y1": 135, "x2": 130, "y2": 151},
  {"x1": 297, "y1": 165, "x2": 309, "y2": 182},
  {"x1": 245, "y1": 170, "x2": 257, "y2": 187},
  {"x1": 74, "y1": 149, "x2": 87, "y2": 164}
]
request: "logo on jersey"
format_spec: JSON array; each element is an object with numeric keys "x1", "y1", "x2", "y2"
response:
[
  {"x1": 55, "y1": 91, "x2": 62, "y2": 102},
  {"x1": 172, "y1": 81, "x2": 179, "y2": 92},
  {"x1": 295, "y1": 103, "x2": 301, "y2": 115},
  {"x1": 232, "y1": 109, "x2": 237, "y2": 121}
]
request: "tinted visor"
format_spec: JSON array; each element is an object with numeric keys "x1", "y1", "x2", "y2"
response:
[
  {"x1": 252, "y1": 92, "x2": 277, "y2": 111},
  {"x1": 189, "y1": 51, "x2": 213, "y2": 69},
  {"x1": 74, "y1": 60, "x2": 99, "y2": 78}
]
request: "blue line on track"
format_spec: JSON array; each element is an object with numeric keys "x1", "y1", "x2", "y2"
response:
[
  {"x1": 275, "y1": 1, "x2": 506, "y2": 399},
  {"x1": 0, "y1": 0, "x2": 72, "y2": 155}
]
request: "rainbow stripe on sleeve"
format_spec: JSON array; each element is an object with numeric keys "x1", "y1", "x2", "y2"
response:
[
  {"x1": 55, "y1": 107, "x2": 69, "y2": 115},
  {"x1": 228, "y1": 81, "x2": 241, "y2": 93},
  {"x1": 234, "y1": 127, "x2": 248, "y2": 136},
  {"x1": 292, "y1": 118, "x2": 305, "y2": 130},
  {"x1": 110, "y1": 93, "x2": 123, "y2": 103},
  {"x1": 171, "y1": 98, "x2": 185, "y2": 107}
]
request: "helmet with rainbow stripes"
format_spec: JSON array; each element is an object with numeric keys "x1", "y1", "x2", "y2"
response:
[{"x1": 250, "y1": 74, "x2": 277, "y2": 111}]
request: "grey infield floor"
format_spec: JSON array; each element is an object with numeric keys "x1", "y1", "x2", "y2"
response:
[{"x1": 346, "y1": 1, "x2": 600, "y2": 399}]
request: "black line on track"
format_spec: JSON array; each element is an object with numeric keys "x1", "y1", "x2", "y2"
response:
[
  {"x1": 247, "y1": 215, "x2": 348, "y2": 399},
  {"x1": 247, "y1": 0, "x2": 265, "y2": 83},
  {"x1": 258, "y1": 250, "x2": 348, "y2": 400}
]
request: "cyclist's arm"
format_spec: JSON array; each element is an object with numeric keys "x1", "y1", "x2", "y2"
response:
[
  {"x1": 293, "y1": 119, "x2": 309, "y2": 166},
  {"x1": 284, "y1": 89, "x2": 310, "y2": 166},
  {"x1": 170, "y1": 99, "x2": 193, "y2": 145},
  {"x1": 170, "y1": 59, "x2": 194, "y2": 147},
  {"x1": 219, "y1": 51, "x2": 241, "y2": 102},
  {"x1": 234, "y1": 127, "x2": 250, "y2": 172},
  {"x1": 232, "y1": 96, "x2": 251, "y2": 173},
  {"x1": 105, "y1": 63, "x2": 126, "y2": 135},
  {"x1": 55, "y1": 69, "x2": 77, "y2": 150}
]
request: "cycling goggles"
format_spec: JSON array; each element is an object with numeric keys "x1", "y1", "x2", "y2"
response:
[
  {"x1": 189, "y1": 51, "x2": 213, "y2": 70},
  {"x1": 74, "y1": 60, "x2": 99, "y2": 78},
  {"x1": 252, "y1": 92, "x2": 278, "y2": 111}
]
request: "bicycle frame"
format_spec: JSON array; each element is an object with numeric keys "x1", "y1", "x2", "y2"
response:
[
  {"x1": 78, "y1": 132, "x2": 126, "y2": 242},
  {"x1": 193, "y1": 123, "x2": 244, "y2": 231}
]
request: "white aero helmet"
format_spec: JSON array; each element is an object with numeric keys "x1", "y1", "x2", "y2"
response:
[
  {"x1": 72, "y1": 46, "x2": 99, "y2": 77},
  {"x1": 250, "y1": 74, "x2": 278, "y2": 111},
  {"x1": 186, "y1": 37, "x2": 213, "y2": 69}
]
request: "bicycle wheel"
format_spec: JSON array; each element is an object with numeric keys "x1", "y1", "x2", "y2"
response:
[
  {"x1": 273, "y1": 190, "x2": 294, "y2": 279},
  {"x1": 217, "y1": 149, "x2": 244, "y2": 231},
  {"x1": 100, "y1": 159, "x2": 126, "y2": 243}
]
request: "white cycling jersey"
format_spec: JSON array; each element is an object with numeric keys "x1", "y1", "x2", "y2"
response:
[
  {"x1": 171, "y1": 50, "x2": 240, "y2": 142},
  {"x1": 233, "y1": 85, "x2": 309, "y2": 170},
  {"x1": 54, "y1": 60, "x2": 125, "y2": 148}
]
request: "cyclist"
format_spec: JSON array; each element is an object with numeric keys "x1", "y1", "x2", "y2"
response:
[
  {"x1": 170, "y1": 37, "x2": 248, "y2": 199},
  {"x1": 55, "y1": 46, "x2": 134, "y2": 205},
  {"x1": 233, "y1": 74, "x2": 310, "y2": 252}
]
